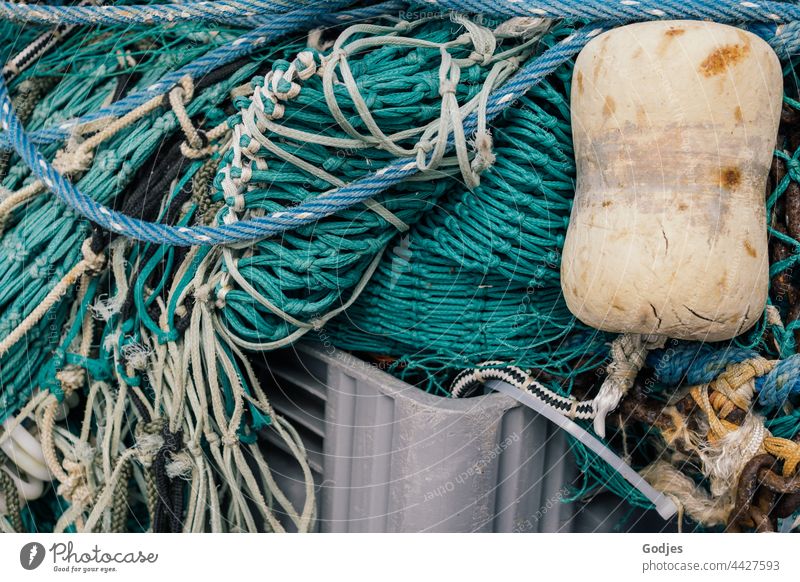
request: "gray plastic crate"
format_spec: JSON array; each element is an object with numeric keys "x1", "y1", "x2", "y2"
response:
[{"x1": 257, "y1": 344, "x2": 668, "y2": 533}]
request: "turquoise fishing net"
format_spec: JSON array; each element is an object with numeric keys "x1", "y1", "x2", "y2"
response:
[
  {"x1": 0, "y1": 22, "x2": 254, "y2": 423},
  {"x1": 2, "y1": 5, "x2": 800, "y2": 532},
  {"x1": 213, "y1": 18, "x2": 536, "y2": 350},
  {"x1": 327, "y1": 24, "x2": 609, "y2": 397},
  {"x1": 0, "y1": 17, "x2": 275, "y2": 532},
  {"x1": 0, "y1": 12, "x2": 548, "y2": 532}
]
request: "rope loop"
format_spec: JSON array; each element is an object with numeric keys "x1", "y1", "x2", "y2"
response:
[{"x1": 80, "y1": 238, "x2": 106, "y2": 275}]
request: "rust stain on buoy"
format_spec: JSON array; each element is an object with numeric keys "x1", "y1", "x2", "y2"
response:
[
  {"x1": 658, "y1": 27, "x2": 686, "y2": 55},
  {"x1": 719, "y1": 166, "x2": 742, "y2": 190},
  {"x1": 699, "y1": 43, "x2": 750, "y2": 77}
]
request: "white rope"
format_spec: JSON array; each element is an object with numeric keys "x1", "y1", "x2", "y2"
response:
[{"x1": 592, "y1": 333, "x2": 666, "y2": 437}]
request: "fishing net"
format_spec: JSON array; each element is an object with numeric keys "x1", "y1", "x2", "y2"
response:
[
  {"x1": 0, "y1": 8, "x2": 564, "y2": 532},
  {"x1": 327, "y1": 24, "x2": 609, "y2": 396},
  {"x1": 0, "y1": 1, "x2": 799, "y2": 534}
]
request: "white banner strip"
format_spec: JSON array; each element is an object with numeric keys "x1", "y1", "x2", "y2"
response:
[{"x1": 0, "y1": 533, "x2": 797, "y2": 581}]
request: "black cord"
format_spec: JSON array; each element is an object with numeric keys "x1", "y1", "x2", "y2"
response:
[{"x1": 152, "y1": 425, "x2": 185, "y2": 533}]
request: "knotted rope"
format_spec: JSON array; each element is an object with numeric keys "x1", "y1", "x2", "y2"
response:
[
  {"x1": 638, "y1": 358, "x2": 800, "y2": 528},
  {"x1": 593, "y1": 334, "x2": 667, "y2": 437}
]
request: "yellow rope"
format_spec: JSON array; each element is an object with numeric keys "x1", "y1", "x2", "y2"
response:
[{"x1": 689, "y1": 358, "x2": 800, "y2": 477}]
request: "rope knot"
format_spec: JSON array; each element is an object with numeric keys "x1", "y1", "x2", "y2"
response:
[
  {"x1": 415, "y1": 139, "x2": 434, "y2": 158},
  {"x1": 221, "y1": 433, "x2": 239, "y2": 448},
  {"x1": 53, "y1": 148, "x2": 94, "y2": 175},
  {"x1": 215, "y1": 284, "x2": 231, "y2": 309},
  {"x1": 470, "y1": 130, "x2": 496, "y2": 175},
  {"x1": 169, "y1": 76, "x2": 206, "y2": 152},
  {"x1": 452, "y1": 14, "x2": 497, "y2": 65},
  {"x1": 56, "y1": 366, "x2": 85, "y2": 395},
  {"x1": 439, "y1": 78, "x2": 458, "y2": 97},
  {"x1": 468, "y1": 50, "x2": 494, "y2": 66},
  {"x1": 707, "y1": 358, "x2": 773, "y2": 417},
  {"x1": 176, "y1": 75, "x2": 195, "y2": 103},
  {"x1": 135, "y1": 419, "x2": 165, "y2": 467},
  {"x1": 269, "y1": 67, "x2": 301, "y2": 101},
  {"x1": 165, "y1": 451, "x2": 193, "y2": 480},
  {"x1": 252, "y1": 86, "x2": 284, "y2": 120},
  {"x1": 766, "y1": 304, "x2": 784, "y2": 327},
  {"x1": 786, "y1": 157, "x2": 800, "y2": 179},
  {"x1": 293, "y1": 50, "x2": 320, "y2": 81},
  {"x1": 494, "y1": 17, "x2": 552, "y2": 39},
  {"x1": 80, "y1": 238, "x2": 106, "y2": 274},
  {"x1": 121, "y1": 341, "x2": 152, "y2": 371},
  {"x1": 193, "y1": 284, "x2": 213, "y2": 304},
  {"x1": 72, "y1": 440, "x2": 95, "y2": 465},
  {"x1": 58, "y1": 459, "x2": 92, "y2": 505},
  {"x1": 592, "y1": 333, "x2": 666, "y2": 437}
]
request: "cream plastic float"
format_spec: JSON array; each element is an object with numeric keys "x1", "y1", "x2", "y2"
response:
[
  {"x1": 0, "y1": 418, "x2": 50, "y2": 517},
  {"x1": 560, "y1": 20, "x2": 783, "y2": 435}
]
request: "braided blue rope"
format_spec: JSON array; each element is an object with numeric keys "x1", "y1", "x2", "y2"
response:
[
  {"x1": 0, "y1": 0, "x2": 355, "y2": 149},
  {"x1": 1, "y1": 0, "x2": 798, "y2": 150},
  {"x1": 752, "y1": 21, "x2": 800, "y2": 59},
  {"x1": 648, "y1": 345, "x2": 800, "y2": 411},
  {"x1": 648, "y1": 344, "x2": 759, "y2": 385},
  {"x1": 5, "y1": 0, "x2": 796, "y2": 26},
  {"x1": 0, "y1": 23, "x2": 601, "y2": 245},
  {"x1": 761, "y1": 357, "x2": 800, "y2": 410},
  {"x1": 0, "y1": 0, "x2": 306, "y2": 26},
  {"x1": 435, "y1": 0, "x2": 800, "y2": 60},
  {"x1": 434, "y1": 0, "x2": 787, "y2": 22}
]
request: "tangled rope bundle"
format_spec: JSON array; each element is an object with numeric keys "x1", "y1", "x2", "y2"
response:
[
  {"x1": 630, "y1": 349, "x2": 800, "y2": 531},
  {"x1": 0, "y1": 5, "x2": 574, "y2": 533},
  {"x1": 0, "y1": 11, "x2": 320, "y2": 532},
  {"x1": 3, "y1": 0, "x2": 800, "y2": 534}
]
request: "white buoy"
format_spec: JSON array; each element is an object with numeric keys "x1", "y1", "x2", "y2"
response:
[{"x1": 561, "y1": 21, "x2": 783, "y2": 435}]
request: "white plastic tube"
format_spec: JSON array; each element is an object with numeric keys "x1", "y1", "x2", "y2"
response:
[
  {"x1": 0, "y1": 420, "x2": 50, "y2": 481},
  {"x1": 489, "y1": 379, "x2": 677, "y2": 520}
]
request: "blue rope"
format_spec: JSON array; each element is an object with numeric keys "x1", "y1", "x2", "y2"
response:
[
  {"x1": 0, "y1": 1, "x2": 307, "y2": 26},
  {"x1": 648, "y1": 345, "x2": 800, "y2": 412},
  {"x1": 752, "y1": 21, "x2": 800, "y2": 59},
  {"x1": 761, "y1": 356, "x2": 800, "y2": 410},
  {"x1": 433, "y1": 0, "x2": 787, "y2": 23},
  {"x1": 648, "y1": 344, "x2": 759, "y2": 385},
  {"x1": 4, "y1": 0, "x2": 798, "y2": 27},
  {"x1": 0, "y1": 22, "x2": 601, "y2": 245},
  {"x1": 0, "y1": 0, "x2": 356, "y2": 149},
  {"x1": 0, "y1": 1, "x2": 796, "y2": 149}
]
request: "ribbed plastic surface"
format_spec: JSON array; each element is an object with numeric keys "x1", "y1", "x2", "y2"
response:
[{"x1": 257, "y1": 344, "x2": 667, "y2": 533}]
